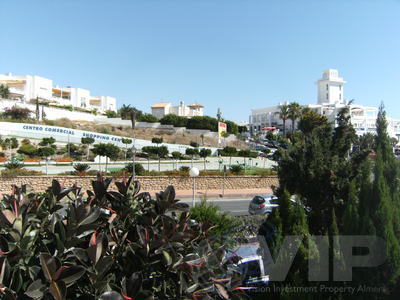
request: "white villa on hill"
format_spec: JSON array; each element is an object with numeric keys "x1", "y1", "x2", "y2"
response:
[
  {"x1": 250, "y1": 69, "x2": 400, "y2": 139},
  {"x1": 0, "y1": 73, "x2": 117, "y2": 112},
  {"x1": 151, "y1": 101, "x2": 204, "y2": 119}
]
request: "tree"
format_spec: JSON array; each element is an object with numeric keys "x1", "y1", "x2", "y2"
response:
[
  {"x1": 10, "y1": 138, "x2": 18, "y2": 149},
  {"x1": 199, "y1": 148, "x2": 212, "y2": 170},
  {"x1": 121, "y1": 138, "x2": 133, "y2": 159},
  {"x1": 298, "y1": 108, "x2": 328, "y2": 136},
  {"x1": 118, "y1": 104, "x2": 142, "y2": 120},
  {"x1": 200, "y1": 134, "x2": 205, "y2": 145},
  {"x1": 37, "y1": 146, "x2": 55, "y2": 175},
  {"x1": 152, "y1": 137, "x2": 164, "y2": 172},
  {"x1": 0, "y1": 84, "x2": 10, "y2": 99},
  {"x1": 171, "y1": 151, "x2": 181, "y2": 170},
  {"x1": 91, "y1": 143, "x2": 120, "y2": 174},
  {"x1": 81, "y1": 137, "x2": 95, "y2": 160},
  {"x1": 190, "y1": 141, "x2": 199, "y2": 148},
  {"x1": 39, "y1": 137, "x2": 56, "y2": 147},
  {"x1": 275, "y1": 104, "x2": 290, "y2": 136},
  {"x1": 288, "y1": 102, "x2": 302, "y2": 134},
  {"x1": 186, "y1": 148, "x2": 199, "y2": 168},
  {"x1": 219, "y1": 146, "x2": 237, "y2": 165}
]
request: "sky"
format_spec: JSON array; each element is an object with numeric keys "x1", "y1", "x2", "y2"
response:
[{"x1": 1, "y1": 0, "x2": 400, "y2": 122}]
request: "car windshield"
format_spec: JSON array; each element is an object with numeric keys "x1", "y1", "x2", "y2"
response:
[
  {"x1": 252, "y1": 196, "x2": 265, "y2": 204},
  {"x1": 269, "y1": 198, "x2": 279, "y2": 204},
  {"x1": 239, "y1": 260, "x2": 261, "y2": 277}
]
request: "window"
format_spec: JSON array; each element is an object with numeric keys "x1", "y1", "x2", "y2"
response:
[
  {"x1": 339, "y1": 85, "x2": 342, "y2": 91},
  {"x1": 326, "y1": 84, "x2": 329, "y2": 91},
  {"x1": 326, "y1": 93, "x2": 329, "y2": 100},
  {"x1": 339, "y1": 93, "x2": 341, "y2": 100}
]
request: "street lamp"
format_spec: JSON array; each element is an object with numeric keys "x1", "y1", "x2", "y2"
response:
[
  {"x1": 132, "y1": 143, "x2": 137, "y2": 181},
  {"x1": 189, "y1": 167, "x2": 199, "y2": 207}
]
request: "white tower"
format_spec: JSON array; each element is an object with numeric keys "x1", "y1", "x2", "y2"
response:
[{"x1": 316, "y1": 69, "x2": 346, "y2": 105}]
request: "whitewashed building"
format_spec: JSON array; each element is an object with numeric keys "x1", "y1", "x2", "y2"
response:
[
  {"x1": 249, "y1": 69, "x2": 400, "y2": 139},
  {"x1": 0, "y1": 73, "x2": 117, "y2": 112},
  {"x1": 151, "y1": 101, "x2": 204, "y2": 119}
]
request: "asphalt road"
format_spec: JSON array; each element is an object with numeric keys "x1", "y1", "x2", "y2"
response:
[{"x1": 181, "y1": 198, "x2": 250, "y2": 216}]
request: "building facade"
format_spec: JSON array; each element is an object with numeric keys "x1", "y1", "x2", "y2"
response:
[
  {"x1": 249, "y1": 69, "x2": 400, "y2": 139},
  {"x1": 0, "y1": 73, "x2": 117, "y2": 112},
  {"x1": 151, "y1": 101, "x2": 204, "y2": 119}
]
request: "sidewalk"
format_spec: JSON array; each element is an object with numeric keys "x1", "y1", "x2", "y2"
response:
[{"x1": 148, "y1": 188, "x2": 272, "y2": 200}]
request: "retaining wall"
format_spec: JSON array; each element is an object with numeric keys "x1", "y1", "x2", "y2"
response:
[{"x1": 0, "y1": 176, "x2": 279, "y2": 195}]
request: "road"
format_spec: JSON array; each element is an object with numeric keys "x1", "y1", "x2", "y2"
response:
[
  {"x1": 181, "y1": 198, "x2": 250, "y2": 216},
  {"x1": 0, "y1": 156, "x2": 276, "y2": 175}
]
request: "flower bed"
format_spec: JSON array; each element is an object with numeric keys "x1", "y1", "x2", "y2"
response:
[
  {"x1": 23, "y1": 158, "x2": 41, "y2": 162},
  {"x1": 55, "y1": 158, "x2": 73, "y2": 162}
]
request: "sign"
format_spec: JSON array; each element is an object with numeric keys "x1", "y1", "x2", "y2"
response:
[{"x1": 218, "y1": 122, "x2": 227, "y2": 138}]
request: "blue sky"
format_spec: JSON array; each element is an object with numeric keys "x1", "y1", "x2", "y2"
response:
[{"x1": 1, "y1": 0, "x2": 400, "y2": 122}]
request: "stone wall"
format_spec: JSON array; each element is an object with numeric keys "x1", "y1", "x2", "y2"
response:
[{"x1": 0, "y1": 176, "x2": 279, "y2": 195}]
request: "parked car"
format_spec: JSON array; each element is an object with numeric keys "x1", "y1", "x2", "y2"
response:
[
  {"x1": 248, "y1": 195, "x2": 279, "y2": 215},
  {"x1": 226, "y1": 244, "x2": 269, "y2": 289}
]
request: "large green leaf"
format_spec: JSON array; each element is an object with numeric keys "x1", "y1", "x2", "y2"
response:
[
  {"x1": 39, "y1": 253, "x2": 58, "y2": 281},
  {"x1": 25, "y1": 279, "x2": 46, "y2": 299},
  {"x1": 49, "y1": 280, "x2": 66, "y2": 300},
  {"x1": 55, "y1": 266, "x2": 86, "y2": 285},
  {"x1": 78, "y1": 208, "x2": 100, "y2": 226}
]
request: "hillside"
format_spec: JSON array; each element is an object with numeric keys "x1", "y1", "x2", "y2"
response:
[{"x1": 42, "y1": 118, "x2": 248, "y2": 149}]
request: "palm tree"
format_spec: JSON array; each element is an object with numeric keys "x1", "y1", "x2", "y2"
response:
[
  {"x1": 276, "y1": 104, "x2": 289, "y2": 135},
  {"x1": 288, "y1": 102, "x2": 302, "y2": 134},
  {"x1": 0, "y1": 84, "x2": 10, "y2": 99}
]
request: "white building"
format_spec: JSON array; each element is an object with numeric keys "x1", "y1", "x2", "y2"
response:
[
  {"x1": 250, "y1": 69, "x2": 400, "y2": 139},
  {"x1": 151, "y1": 101, "x2": 204, "y2": 119},
  {"x1": 0, "y1": 73, "x2": 117, "y2": 112}
]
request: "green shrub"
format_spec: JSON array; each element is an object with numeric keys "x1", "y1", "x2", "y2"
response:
[
  {"x1": 179, "y1": 166, "x2": 190, "y2": 173},
  {"x1": 190, "y1": 198, "x2": 237, "y2": 236},
  {"x1": 1, "y1": 168, "x2": 44, "y2": 177},
  {"x1": 4, "y1": 160, "x2": 24, "y2": 169},
  {"x1": 17, "y1": 144, "x2": 38, "y2": 157},
  {"x1": 123, "y1": 162, "x2": 146, "y2": 175},
  {"x1": 231, "y1": 215, "x2": 267, "y2": 242},
  {"x1": 73, "y1": 163, "x2": 91, "y2": 175},
  {"x1": 0, "y1": 176, "x2": 245, "y2": 298},
  {"x1": 229, "y1": 164, "x2": 244, "y2": 175}
]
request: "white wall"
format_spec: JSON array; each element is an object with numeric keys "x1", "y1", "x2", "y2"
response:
[{"x1": 0, "y1": 121, "x2": 220, "y2": 155}]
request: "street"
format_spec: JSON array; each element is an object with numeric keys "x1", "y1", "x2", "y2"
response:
[{"x1": 181, "y1": 198, "x2": 250, "y2": 216}]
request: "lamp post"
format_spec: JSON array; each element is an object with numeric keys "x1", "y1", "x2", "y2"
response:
[
  {"x1": 132, "y1": 143, "x2": 137, "y2": 181},
  {"x1": 189, "y1": 167, "x2": 199, "y2": 207}
]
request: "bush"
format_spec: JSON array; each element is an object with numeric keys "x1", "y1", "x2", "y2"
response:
[
  {"x1": 179, "y1": 166, "x2": 190, "y2": 173},
  {"x1": 73, "y1": 163, "x2": 91, "y2": 176},
  {"x1": 123, "y1": 162, "x2": 146, "y2": 175},
  {"x1": 0, "y1": 176, "x2": 245, "y2": 298},
  {"x1": 138, "y1": 113, "x2": 159, "y2": 123},
  {"x1": 4, "y1": 160, "x2": 23, "y2": 169},
  {"x1": 219, "y1": 146, "x2": 237, "y2": 157},
  {"x1": 190, "y1": 198, "x2": 237, "y2": 236},
  {"x1": 2, "y1": 106, "x2": 33, "y2": 120},
  {"x1": 0, "y1": 168, "x2": 44, "y2": 177},
  {"x1": 160, "y1": 114, "x2": 188, "y2": 127},
  {"x1": 105, "y1": 110, "x2": 118, "y2": 118},
  {"x1": 17, "y1": 144, "x2": 38, "y2": 157},
  {"x1": 231, "y1": 215, "x2": 267, "y2": 242},
  {"x1": 229, "y1": 164, "x2": 244, "y2": 175}
]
